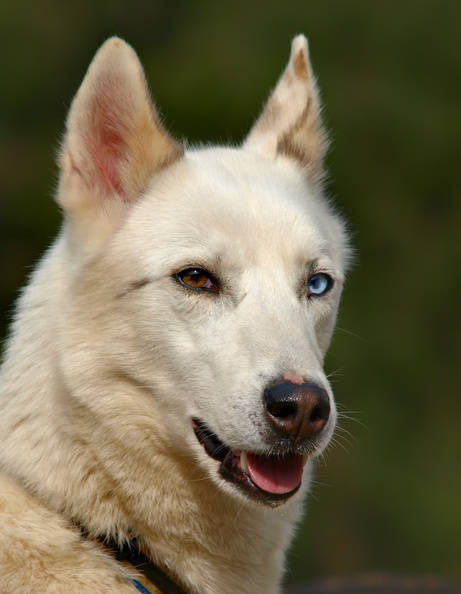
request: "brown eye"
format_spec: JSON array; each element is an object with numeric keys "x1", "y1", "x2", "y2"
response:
[{"x1": 176, "y1": 268, "x2": 218, "y2": 292}]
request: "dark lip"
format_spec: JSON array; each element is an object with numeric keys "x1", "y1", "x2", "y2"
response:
[{"x1": 192, "y1": 419, "x2": 301, "y2": 507}]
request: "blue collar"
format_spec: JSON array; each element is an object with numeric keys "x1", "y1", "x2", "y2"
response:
[
  {"x1": 112, "y1": 538, "x2": 188, "y2": 594},
  {"x1": 131, "y1": 579, "x2": 154, "y2": 594}
]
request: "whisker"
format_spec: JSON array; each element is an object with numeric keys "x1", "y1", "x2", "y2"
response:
[
  {"x1": 326, "y1": 366, "x2": 347, "y2": 379},
  {"x1": 328, "y1": 435, "x2": 351, "y2": 455},
  {"x1": 337, "y1": 413, "x2": 369, "y2": 431},
  {"x1": 335, "y1": 326, "x2": 367, "y2": 343}
]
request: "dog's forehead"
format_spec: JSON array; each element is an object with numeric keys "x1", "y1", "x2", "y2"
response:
[
  {"x1": 143, "y1": 148, "x2": 336, "y2": 245},
  {"x1": 124, "y1": 146, "x2": 348, "y2": 278},
  {"x1": 185, "y1": 147, "x2": 313, "y2": 208}
]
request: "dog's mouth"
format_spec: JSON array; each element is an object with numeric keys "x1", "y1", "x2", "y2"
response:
[{"x1": 193, "y1": 419, "x2": 308, "y2": 506}]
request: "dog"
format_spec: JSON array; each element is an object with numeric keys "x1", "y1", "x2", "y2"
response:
[{"x1": 0, "y1": 35, "x2": 349, "y2": 593}]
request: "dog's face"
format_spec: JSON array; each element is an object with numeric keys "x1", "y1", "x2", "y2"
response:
[
  {"x1": 57, "y1": 37, "x2": 349, "y2": 507},
  {"x1": 112, "y1": 150, "x2": 347, "y2": 505}
]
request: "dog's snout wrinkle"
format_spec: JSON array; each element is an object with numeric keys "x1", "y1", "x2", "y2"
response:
[{"x1": 264, "y1": 380, "x2": 330, "y2": 441}]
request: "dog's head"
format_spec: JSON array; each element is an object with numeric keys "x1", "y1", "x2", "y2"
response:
[{"x1": 56, "y1": 36, "x2": 350, "y2": 508}]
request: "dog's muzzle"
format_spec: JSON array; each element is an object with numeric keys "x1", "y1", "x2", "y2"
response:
[{"x1": 193, "y1": 379, "x2": 331, "y2": 507}]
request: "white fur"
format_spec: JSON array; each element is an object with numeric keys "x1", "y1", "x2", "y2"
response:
[{"x1": 0, "y1": 35, "x2": 349, "y2": 593}]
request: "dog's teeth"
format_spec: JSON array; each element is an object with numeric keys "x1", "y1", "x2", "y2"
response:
[
  {"x1": 240, "y1": 451, "x2": 249, "y2": 474},
  {"x1": 302, "y1": 454, "x2": 309, "y2": 467}
]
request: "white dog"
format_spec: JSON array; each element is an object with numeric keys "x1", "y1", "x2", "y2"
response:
[{"x1": 0, "y1": 35, "x2": 349, "y2": 594}]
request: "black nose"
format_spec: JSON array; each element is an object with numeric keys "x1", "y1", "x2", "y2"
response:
[{"x1": 264, "y1": 380, "x2": 330, "y2": 441}]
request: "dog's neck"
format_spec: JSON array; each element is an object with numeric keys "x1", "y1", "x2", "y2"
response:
[{"x1": 74, "y1": 458, "x2": 301, "y2": 594}]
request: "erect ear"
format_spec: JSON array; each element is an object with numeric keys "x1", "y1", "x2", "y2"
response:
[
  {"x1": 57, "y1": 37, "x2": 183, "y2": 238},
  {"x1": 244, "y1": 35, "x2": 327, "y2": 186}
]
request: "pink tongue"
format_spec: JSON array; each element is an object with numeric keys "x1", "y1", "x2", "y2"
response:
[{"x1": 246, "y1": 453, "x2": 305, "y2": 495}]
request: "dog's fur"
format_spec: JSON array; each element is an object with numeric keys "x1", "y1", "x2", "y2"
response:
[{"x1": 0, "y1": 36, "x2": 349, "y2": 593}]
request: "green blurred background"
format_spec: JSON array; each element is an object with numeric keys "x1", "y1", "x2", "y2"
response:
[{"x1": 1, "y1": 0, "x2": 460, "y2": 588}]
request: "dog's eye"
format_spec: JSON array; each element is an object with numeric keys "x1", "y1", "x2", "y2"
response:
[
  {"x1": 307, "y1": 273, "x2": 333, "y2": 297},
  {"x1": 176, "y1": 268, "x2": 218, "y2": 291}
]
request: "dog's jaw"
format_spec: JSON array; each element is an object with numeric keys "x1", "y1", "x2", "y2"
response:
[{"x1": 193, "y1": 419, "x2": 309, "y2": 507}]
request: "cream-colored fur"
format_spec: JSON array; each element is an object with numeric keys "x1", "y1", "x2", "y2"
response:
[{"x1": 0, "y1": 36, "x2": 349, "y2": 593}]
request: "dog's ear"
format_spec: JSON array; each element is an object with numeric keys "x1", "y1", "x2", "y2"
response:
[
  {"x1": 244, "y1": 35, "x2": 327, "y2": 186},
  {"x1": 57, "y1": 38, "x2": 183, "y2": 237}
]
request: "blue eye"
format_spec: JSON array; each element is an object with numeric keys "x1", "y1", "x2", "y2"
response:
[{"x1": 307, "y1": 273, "x2": 332, "y2": 296}]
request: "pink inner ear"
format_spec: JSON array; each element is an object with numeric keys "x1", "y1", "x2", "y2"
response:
[
  {"x1": 85, "y1": 76, "x2": 131, "y2": 201},
  {"x1": 88, "y1": 127, "x2": 126, "y2": 199}
]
